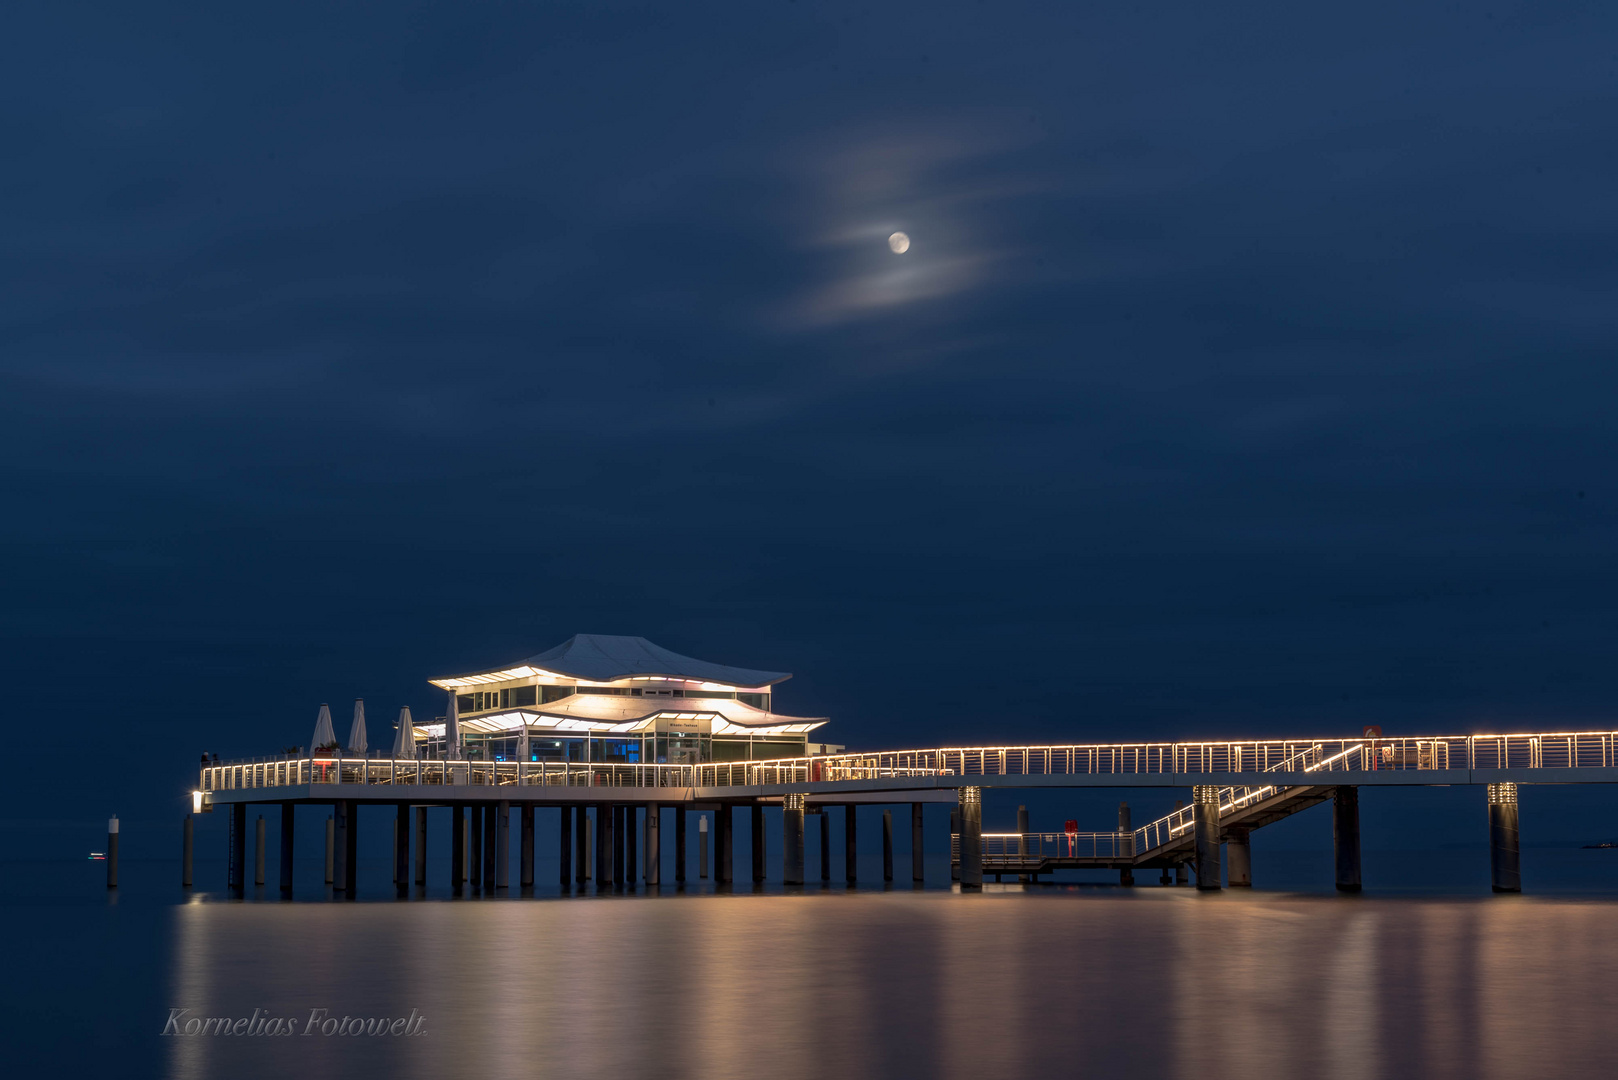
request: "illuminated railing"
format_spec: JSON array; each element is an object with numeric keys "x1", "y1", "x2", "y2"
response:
[
  {"x1": 198, "y1": 731, "x2": 1618, "y2": 796},
  {"x1": 951, "y1": 830, "x2": 1136, "y2": 865}
]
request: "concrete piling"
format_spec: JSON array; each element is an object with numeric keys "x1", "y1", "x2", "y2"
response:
[
  {"x1": 783, "y1": 794, "x2": 805, "y2": 885},
  {"x1": 106, "y1": 816, "x2": 119, "y2": 889},
  {"x1": 483, "y1": 804, "x2": 499, "y2": 888},
  {"x1": 343, "y1": 801, "x2": 357, "y2": 898},
  {"x1": 1333, "y1": 786, "x2": 1362, "y2": 893},
  {"x1": 394, "y1": 804, "x2": 410, "y2": 895},
  {"x1": 1488, "y1": 782, "x2": 1522, "y2": 893},
  {"x1": 752, "y1": 803, "x2": 766, "y2": 884},
  {"x1": 182, "y1": 813, "x2": 194, "y2": 888},
  {"x1": 595, "y1": 804, "x2": 611, "y2": 889},
  {"x1": 1226, "y1": 826, "x2": 1252, "y2": 887},
  {"x1": 882, "y1": 809, "x2": 894, "y2": 882},
  {"x1": 958, "y1": 787, "x2": 983, "y2": 889},
  {"x1": 1017, "y1": 805, "x2": 1029, "y2": 883},
  {"x1": 845, "y1": 804, "x2": 858, "y2": 885},
  {"x1": 1119, "y1": 802, "x2": 1135, "y2": 886},
  {"x1": 520, "y1": 804, "x2": 534, "y2": 888},
  {"x1": 280, "y1": 804, "x2": 295, "y2": 894},
  {"x1": 255, "y1": 814, "x2": 266, "y2": 886},
  {"x1": 495, "y1": 801, "x2": 510, "y2": 889},
  {"x1": 469, "y1": 804, "x2": 484, "y2": 888},
  {"x1": 613, "y1": 805, "x2": 626, "y2": 888},
  {"x1": 575, "y1": 805, "x2": 589, "y2": 884},
  {"x1": 625, "y1": 806, "x2": 636, "y2": 889},
  {"x1": 718, "y1": 806, "x2": 734, "y2": 885},
  {"x1": 674, "y1": 805, "x2": 686, "y2": 883},
  {"x1": 1193, "y1": 786, "x2": 1221, "y2": 890},
  {"x1": 450, "y1": 804, "x2": 465, "y2": 891},
  {"x1": 699, "y1": 813, "x2": 709, "y2": 879},
  {"x1": 229, "y1": 802, "x2": 247, "y2": 894},
  {"x1": 645, "y1": 804, "x2": 660, "y2": 886},
  {"x1": 820, "y1": 809, "x2": 831, "y2": 882},
  {"x1": 912, "y1": 803, "x2": 924, "y2": 883},
  {"x1": 414, "y1": 806, "x2": 427, "y2": 886},
  {"x1": 559, "y1": 806, "x2": 573, "y2": 888}
]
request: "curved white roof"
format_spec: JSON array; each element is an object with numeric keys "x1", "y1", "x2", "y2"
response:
[{"x1": 432, "y1": 633, "x2": 791, "y2": 688}]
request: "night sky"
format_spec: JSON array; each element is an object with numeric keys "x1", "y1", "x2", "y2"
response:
[{"x1": 5, "y1": 2, "x2": 1617, "y2": 857}]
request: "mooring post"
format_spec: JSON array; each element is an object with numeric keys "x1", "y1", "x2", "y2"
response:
[
  {"x1": 229, "y1": 802, "x2": 247, "y2": 894},
  {"x1": 882, "y1": 809, "x2": 894, "y2": 883},
  {"x1": 752, "y1": 803, "x2": 766, "y2": 885},
  {"x1": 625, "y1": 805, "x2": 637, "y2": 890},
  {"x1": 820, "y1": 809, "x2": 831, "y2": 882},
  {"x1": 958, "y1": 787, "x2": 983, "y2": 889},
  {"x1": 674, "y1": 805, "x2": 687, "y2": 884},
  {"x1": 1226, "y1": 826, "x2": 1252, "y2": 887},
  {"x1": 450, "y1": 803, "x2": 465, "y2": 891},
  {"x1": 182, "y1": 813, "x2": 194, "y2": 888},
  {"x1": 106, "y1": 815, "x2": 119, "y2": 889},
  {"x1": 332, "y1": 802, "x2": 347, "y2": 893},
  {"x1": 254, "y1": 814, "x2": 266, "y2": 886},
  {"x1": 783, "y1": 794, "x2": 806, "y2": 885},
  {"x1": 559, "y1": 806, "x2": 573, "y2": 889},
  {"x1": 520, "y1": 803, "x2": 534, "y2": 888},
  {"x1": 1118, "y1": 802, "x2": 1135, "y2": 886},
  {"x1": 575, "y1": 804, "x2": 589, "y2": 884},
  {"x1": 395, "y1": 804, "x2": 410, "y2": 895},
  {"x1": 414, "y1": 806, "x2": 427, "y2": 887},
  {"x1": 698, "y1": 813, "x2": 709, "y2": 879},
  {"x1": 718, "y1": 806, "x2": 734, "y2": 885},
  {"x1": 912, "y1": 803, "x2": 924, "y2": 883},
  {"x1": 343, "y1": 800, "x2": 358, "y2": 898},
  {"x1": 496, "y1": 800, "x2": 511, "y2": 889},
  {"x1": 1333, "y1": 786, "x2": 1362, "y2": 893},
  {"x1": 280, "y1": 803, "x2": 295, "y2": 894},
  {"x1": 845, "y1": 804, "x2": 858, "y2": 885},
  {"x1": 645, "y1": 804, "x2": 660, "y2": 886},
  {"x1": 1017, "y1": 805, "x2": 1030, "y2": 883},
  {"x1": 1193, "y1": 786, "x2": 1221, "y2": 890},
  {"x1": 1488, "y1": 782, "x2": 1522, "y2": 893}
]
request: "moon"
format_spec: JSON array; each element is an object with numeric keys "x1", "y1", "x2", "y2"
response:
[{"x1": 888, "y1": 231, "x2": 910, "y2": 254}]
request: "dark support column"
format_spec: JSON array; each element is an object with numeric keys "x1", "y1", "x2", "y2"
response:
[
  {"x1": 450, "y1": 804, "x2": 465, "y2": 891},
  {"x1": 958, "y1": 788, "x2": 982, "y2": 889},
  {"x1": 1016, "y1": 805, "x2": 1029, "y2": 883},
  {"x1": 752, "y1": 803, "x2": 766, "y2": 884},
  {"x1": 1193, "y1": 786, "x2": 1221, "y2": 891},
  {"x1": 645, "y1": 804, "x2": 660, "y2": 886},
  {"x1": 882, "y1": 809, "x2": 894, "y2": 883},
  {"x1": 820, "y1": 810, "x2": 831, "y2": 882},
  {"x1": 699, "y1": 814, "x2": 709, "y2": 879},
  {"x1": 343, "y1": 800, "x2": 358, "y2": 898},
  {"x1": 1173, "y1": 800, "x2": 1186, "y2": 886},
  {"x1": 949, "y1": 809, "x2": 960, "y2": 882},
  {"x1": 783, "y1": 794, "x2": 805, "y2": 885},
  {"x1": 559, "y1": 806, "x2": 573, "y2": 889},
  {"x1": 1333, "y1": 786, "x2": 1362, "y2": 893},
  {"x1": 595, "y1": 804, "x2": 611, "y2": 889},
  {"x1": 911, "y1": 803, "x2": 924, "y2": 883},
  {"x1": 845, "y1": 804, "x2": 858, "y2": 885},
  {"x1": 255, "y1": 814, "x2": 266, "y2": 886},
  {"x1": 1488, "y1": 783, "x2": 1522, "y2": 893},
  {"x1": 484, "y1": 804, "x2": 500, "y2": 888},
  {"x1": 717, "y1": 806, "x2": 733, "y2": 884},
  {"x1": 469, "y1": 804, "x2": 484, "y2": 888},
  {"x1": 575, "y1": 805, "x2": 588, "y2": 883},
  {"x1": 182, "y1": 813, "x2": 194, "y2": 888},
  {"x1": 1118, "y1": 802, "x2": 1135, "y2": 886},
  {"x1": 331, "y1": 802, "x2": 346, "y2": 893},
  {"x1": 496, "y1": 800, "x2": 511, "y2": 889},
  {"x1": 280, "y1": 803, "x2": 295, "y2": 894},
  {"x1": 324, "y1": 815, "x2": 334, "y2": 884},
  {"x1": 229, "y1": 802, "x2": 247, "y2": 893},
  {"x1": 107, "y1": 816, "x2": 119, "y2": 889},
  {"x1": 520, "y1": 804, "x2": 534, "y2": 888},
  {"x1": 1227, "y1": 826, "x2": 1252, "y2": 887},
  {"x1": 625, "y1": 806, "x2": 637, "y2": 889},
  {"x1": 394, "y1": 804, "x2": 410, "y2": 895},
  {"x1": 414, "y1": 807, "x2": 427, "y2": 886},
  {"x1": 613, "y1": 806, "x2": 626, "y2": 888},
  {"x1": 674, "y1": 805, "x2": 687, "y2": 883}
]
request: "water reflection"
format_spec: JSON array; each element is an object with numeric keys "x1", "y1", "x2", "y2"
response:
[{"x1": 166, "y1": 891, "x2": 1618, "y2": 1080}]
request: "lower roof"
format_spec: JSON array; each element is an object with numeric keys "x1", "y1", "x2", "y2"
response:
[{"x1": 421, "y1": 693, "x2": 827, "y2": 738}]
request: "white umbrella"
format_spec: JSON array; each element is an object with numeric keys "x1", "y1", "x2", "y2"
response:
[
  {"x1": 311, "y1": 703, "x2": 336, "y2": 752},
  {"x1": 348, "y1": 699, "x2": 368, "y2": 755},
  {"x1": 516, "y1": 725, "x2": 530, "y2": 762},
  {"x1": 446, "y1": 691, "x2": 461, "y2": 759},
  {"x1": 392, "y1": 706, "x2": 417, "y2": 759}
]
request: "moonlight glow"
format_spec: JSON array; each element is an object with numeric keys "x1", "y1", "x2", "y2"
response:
[{"x1": 888, "y1": 231, "x2": 910, "y2": 254}]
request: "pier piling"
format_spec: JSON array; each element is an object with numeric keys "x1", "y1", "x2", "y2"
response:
[
  {"x1": 414, "y1": 806, "x2": 426, "y2": 886},
  {"x1": 595, "y1": 804, "x2": 611, "y2": 889},
  {"x1": 783, "y1": 794, "x2": 805, "y2": 885},
  {"x1": 1488, "y1": 783, "x2": 1521, "y2": 893},
  {"x1": 1193, "y1": 786, "x2": 1221, "y2": 890},
  {"x1": 699, "y1": 813, "x2": 709, "y2": 879},
  {"x1": 752, "y1": 803, "x2": 766, "y2": 884},
  {"x1": 255, "y1": 815, "x2": 266, "y2": 886},
  {"x1": 958, "y1": 787, "x2": 982, "y2": 889},
  {"x1": 470, "y1": 804, "x2": 484, "y2": 888},
  {"x1": 845, "y1": 805, "x2": 858, "y2": 885},
  {"x1": 1017, "y1": 805, "x2": 1029, "y2": 883},
  {"x1": 559, "y1": 806, "x2": 573, "y2": 888},
  {"x1": 674, "y1": 805, "x2": 686, "y2": 884},
  {"x1": 324, "y1": 815, "x2": 334, "y2": 884},
  {"x1": 1226, "y1": 826, "x2": 1252, "y2": 887},
  {"x1": 520, "y1": 804, "x2": 534, "y2": 888},
  {"x1": 1333, "y1": 786, "x2": 1362, "y2": 893},
  {"x1": 394, "y1": 804, "x2": 410, "y2": 895},
  {"x1": 950, "y1": 810, "x2": 960, "y2": 882},
  {"x1": 625, "y1": 806, "x2": 636, "y2": 889},
  {"x1": 1119, "y1": 802, "x2": 1134, "y2": 886},
  {"x1": 450, "y1": 804, "x2": 465, "y2": 891},
  {"x1": 106, "y1": 816, "x2": 118, "y2": 889},
  {"x1": 342, "y1": 801, "x2": 357, "y2": 898},
  {"x1": 229, "y1": 802, "x2": 246, "y2": 894},
  {"x1": 280, "y1": 804, "x2": 294, "y2": 894},
  {"x1": 912, "y1": 803, "x2": 924, "y2": 883},
  {"x1": 820, "y1": 810, "x2": 831, "y2": 882},
  {"x1": 575, "y1": 805, "x2": 588, "y2": 883},
  {"x1": 883, "y1": 809, "x2": 894, "y2": 882},
  {"x1": 645, "y1": 804, "x2": 660, "y2": 886},
  {"x1": 496, "y1": 801, "x2": 510, "y2": 889},
  {"x1": 613, "y1": 806, "x2": 626, "y2": 888},
  {"x1": 182, "y1": 813, "x2": 193, "y2": 888},
  {"x1": 718, "y1": 806, "x2": 734, "y2": 885}
]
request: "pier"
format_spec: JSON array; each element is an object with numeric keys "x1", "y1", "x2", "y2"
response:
[{"x1": 191, "y1": 729, "x2": 1618, "y2": 896}]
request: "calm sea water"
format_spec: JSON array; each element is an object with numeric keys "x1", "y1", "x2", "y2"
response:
[{"x1": 7, "y1": 852, "x2": 1618, "y2": 1080}]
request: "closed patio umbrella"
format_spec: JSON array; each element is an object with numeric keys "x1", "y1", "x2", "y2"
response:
[
  {"x1": 311, "y1": 704, "x2": 336, "y2": 752},
  {"x1": 516, "y1": 725, "x2": 530, "y2": 762},
  {"x1": 446, "y1": 691, "x2": 461, "y2": 759},
  {"x1": 392, "y1": 706, "x2": 417, "y2": 759},
  {"x1": 348, "y1": 699, "x2": 368, "y2": 755}
]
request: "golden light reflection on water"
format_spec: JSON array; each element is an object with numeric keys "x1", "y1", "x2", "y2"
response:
[{"x1": 167, "y1": 891, "x2": 1618, "y2": 1080}]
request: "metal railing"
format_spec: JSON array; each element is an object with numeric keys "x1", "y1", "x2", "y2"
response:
[
  {"x1": 952, "y1": 830, "x2": 1136, "y2": 865},
  {"x1": 199, "y1": 730, "x2": 1618, "y2": 796}
]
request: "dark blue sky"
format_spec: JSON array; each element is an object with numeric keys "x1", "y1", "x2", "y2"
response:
[{"x1": 4, "y1": 2, "x2": 1617, "y2": 852}]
